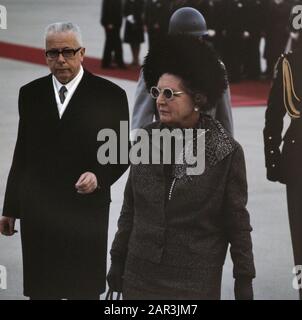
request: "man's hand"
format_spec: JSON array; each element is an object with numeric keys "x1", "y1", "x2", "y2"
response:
[
  {"x1": 0, "y1": 217, "x2": 17, "y2": 236},
  {"x1": 75, "y1": 172, "x2": 98, "y2": 194}
]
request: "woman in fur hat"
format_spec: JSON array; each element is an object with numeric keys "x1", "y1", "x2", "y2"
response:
[{"x1": 107, "y1": 35, "x2": 255, "y2": 300}]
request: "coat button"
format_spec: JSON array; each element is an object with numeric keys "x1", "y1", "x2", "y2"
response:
[
  {"x1": 270, "y1": 150, "x2": 274, "y2": 154},
  {"x1": 292, "y1": 140, "x2": 295, "y2": 144},
  {"x1": 269, "y1": 136, "x2": 272, "y2": 140},
  {"x1": 272, "y1": 164, "x2": 276, "y2": 168}
]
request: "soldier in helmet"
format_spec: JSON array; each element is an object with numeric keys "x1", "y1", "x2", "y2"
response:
[
  {"x1": 263, "y1": 29, "x2": 302, "y2": 300},
  {"x1": 131, "y1": 6, "x2": 234, "y2": 141},
  {"x1": 171, "y1": 0, "x2": 222, "y2": 50}
]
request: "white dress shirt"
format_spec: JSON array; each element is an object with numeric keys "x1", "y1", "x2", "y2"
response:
[{"x1": 52, "y1": 65, "x2": 84, "y2": 118}]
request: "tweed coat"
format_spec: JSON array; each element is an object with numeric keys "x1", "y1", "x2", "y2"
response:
[{"x1": 110, "y1": 116, "x2": 255, "y2": 299}]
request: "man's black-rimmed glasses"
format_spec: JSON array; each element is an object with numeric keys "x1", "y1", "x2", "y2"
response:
[{"x1": 45, "y1": 47, "x2": 82, "y2": 59}]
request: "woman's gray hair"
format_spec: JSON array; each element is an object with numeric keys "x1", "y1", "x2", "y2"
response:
[{"x1": 45, "y1": 22, "x2": 83, "y2": 46}]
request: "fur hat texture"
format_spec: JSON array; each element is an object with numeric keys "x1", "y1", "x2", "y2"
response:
[{"x1": 143, "y1": 35, "x2": 228, "y2": 110}]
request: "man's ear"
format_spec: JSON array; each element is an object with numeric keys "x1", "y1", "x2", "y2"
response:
[{"x1": 80, "y1": 47, "x2": 86, "y2": 60}]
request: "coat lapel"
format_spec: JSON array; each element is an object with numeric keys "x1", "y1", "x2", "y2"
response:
[{"x1": 40, "y1": 74, "x2": 60, "y2": 124}]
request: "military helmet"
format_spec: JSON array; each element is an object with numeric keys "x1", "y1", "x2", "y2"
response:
[{"x1": 168, "y1": 7, "x2": 208, "y2": 37}]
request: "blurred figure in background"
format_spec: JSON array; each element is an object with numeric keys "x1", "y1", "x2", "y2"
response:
[
  {"x1": 123, "y1": 0, "x2": 145, "y2": 67},
  {"x1": 264, "y1": 0, "x2": 292, "y2": 78},
  {"x1": 218, "y1": 0, "x2": 249, "y2": 83},
  {"x1": 201, "y1": 1, "x2": 223, "y2": 51},
  {"x1": 144, "y1": 0, "x2": 171, "y2": 49},
  {"x1": 243, "y1": 0, "x2": 267, "y2": 80},
  {"x1": 101, "y1": 0, "x2": 125, "y2": 69}
]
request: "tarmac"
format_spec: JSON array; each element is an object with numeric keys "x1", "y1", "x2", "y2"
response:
[{"x1": 0, "y1": 0, "x2": 299, "y2": 300}]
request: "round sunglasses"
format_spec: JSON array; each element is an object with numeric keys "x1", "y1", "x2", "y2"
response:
[{"x1": 150, "y1": 86, "x2": 185, "y2": 100}]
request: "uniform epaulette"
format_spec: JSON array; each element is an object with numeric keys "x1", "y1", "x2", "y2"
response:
[{"x1": 282, "y1": 53, "x2": 301, "y2": 119}]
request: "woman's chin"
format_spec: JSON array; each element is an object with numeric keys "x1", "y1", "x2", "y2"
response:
[{"x1": 160, "y1": 115, "x2": 172, "y2": 125}]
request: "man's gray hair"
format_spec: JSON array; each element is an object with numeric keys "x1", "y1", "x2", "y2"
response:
[{"x1": 45, "y1": 22, "x2": 83, "y2": 46}]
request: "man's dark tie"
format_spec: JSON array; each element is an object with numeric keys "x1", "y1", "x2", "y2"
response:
[{"x1": 59, "y1": 86, "x2": 67, "y2": 104}]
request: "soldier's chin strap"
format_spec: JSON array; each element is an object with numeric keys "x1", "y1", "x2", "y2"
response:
[{"x1": 283, "y1": 57, "x2": 301, "y2": 119}]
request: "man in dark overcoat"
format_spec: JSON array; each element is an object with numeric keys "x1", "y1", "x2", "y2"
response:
[{"x1": 0, "y1": 22, "x2": 129, "y2": 300}]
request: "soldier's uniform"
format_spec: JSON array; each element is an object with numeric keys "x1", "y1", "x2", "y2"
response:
[{"x1": 264, "y1": 49, "x2": 302, "y2": 299}]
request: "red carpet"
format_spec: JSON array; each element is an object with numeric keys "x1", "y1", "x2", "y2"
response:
[
  {"x1": 0, "y1": 41, "x2": 270, "y2": 106},
  {"x1": 230, "y1": 80, "x2": 270, "y2": 107}
]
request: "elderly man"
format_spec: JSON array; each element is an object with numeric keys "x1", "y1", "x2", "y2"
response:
[{"x1": 0, "y1": 22, "x2": 129, "y2": 300}]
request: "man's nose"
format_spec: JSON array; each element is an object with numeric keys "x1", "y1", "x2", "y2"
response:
[{"x1": 57, "y1": 53, "x2": 66, "y2": 63}]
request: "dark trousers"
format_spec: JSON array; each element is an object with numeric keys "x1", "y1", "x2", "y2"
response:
[
  {"x1": 102, "y1": 28, "x2": 124, "y2": 67},
  {"x1": 286, "y1": 183, "x2": 302, "y2": 300}
]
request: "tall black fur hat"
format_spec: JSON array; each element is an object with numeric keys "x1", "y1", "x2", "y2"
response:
[{"x1": 143, "y1": 35, "x2": 228, "y2": 110}]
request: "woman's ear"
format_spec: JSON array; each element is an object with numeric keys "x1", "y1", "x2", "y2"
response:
[{"x1": 194, "y1": 93, "x2": 207, "y2": 106}]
